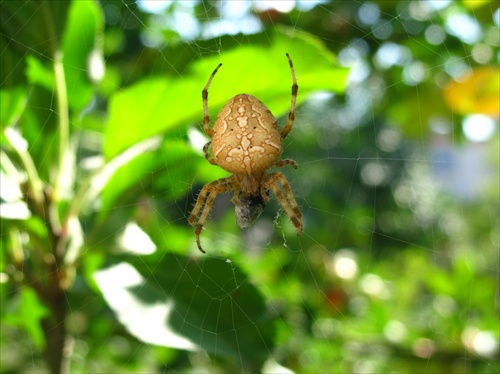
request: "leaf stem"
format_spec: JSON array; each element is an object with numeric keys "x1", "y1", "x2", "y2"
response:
[
  {"x1": 68, "y1": 136, "x2": 162, "y2": 221},
  {"x1": 3, "y1": 129, "x2": 44, "y2": 206},
  {"x1": 53, "y1": 49, "x2": 69, "y2": 202},
  {"x1": 8, "y1": 228, "x2": 24, "y2": 265}
]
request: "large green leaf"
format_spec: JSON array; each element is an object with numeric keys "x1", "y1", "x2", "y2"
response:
[
  {"x1": 99, "y1": 28, "x2": 348, "y2": 212},
  {"x1": 94, "y1": 253, "x2": 274, "y2": 371},
  {"x1": 104, "y1": 27, "x2": 349, "y2": 160}
]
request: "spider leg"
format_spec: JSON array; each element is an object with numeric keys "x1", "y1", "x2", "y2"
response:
[
  {"x1": 194, "y1": 224, "x2": 205, "y2": 254},
  {"x1": 188, "y1": 176, "x2": 233, "y2": 253},
  {"x1": 274, "y1": 158, "x2": 298, "y2": 169},
  {"x1": 202, "y1": 63, "x2": 223, "y2": 138},
  {"x1": 188, "y1": 177, "x2": 230, "y2": 226},
  {"x1": 281, "y1": 53, "x2": 298, "y2": 139},
  {"x1": 203, "y1": 141, "x2": 217, "y2": 165},
  {"x1": 263, "y1": 172, "x2": 302, "y2": 235}
]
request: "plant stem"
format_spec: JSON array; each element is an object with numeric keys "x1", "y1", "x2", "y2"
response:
[
  {"x1": 36, "y1": 47, "x2": 71, "y2": 374},
  {"x1": 38, "y1": 202, "x2": 70, "y2": 374},
  {"x1": 41, "y1": 284, "x2": 68, "y2": 374}
]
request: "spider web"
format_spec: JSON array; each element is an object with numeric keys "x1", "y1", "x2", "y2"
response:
[{"x1": 1, "y1": 1, "x2": 499, "y2": 373}]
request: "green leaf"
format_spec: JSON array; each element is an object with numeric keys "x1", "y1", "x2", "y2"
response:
[
  {"x1": 105, "y1": 77, "x2": 196, "y2": 159},
  {"x1": 62, "y1": 0, "x2": 104, "y2": 111},
  {"x1": 104, "y1": 27, "x2": 349, "y2": 160},
  {"x1": 25, "y1": 55, "x2": 54, "y2": 91},
  {"x1": 0, "y1": 0, "x2": 70, "y2": 106},
  {"x1": 95, "y1": 254, "x2": 274, "y2": 370},
  {"x1": 0, "y1": 88, "x2": 28, "y2": 129},
  {"x1": 3, "y1": 287, "x2": 50, "y2": 350}
]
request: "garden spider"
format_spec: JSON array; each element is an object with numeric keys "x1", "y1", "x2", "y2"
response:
[{"x1": 188, "y1": 53, "x2": 302, "y2": 253}]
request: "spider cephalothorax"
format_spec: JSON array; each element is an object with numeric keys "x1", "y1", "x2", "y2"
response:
[{"x1": 188, "y1": 53, "x2": 302, "y2": 253}]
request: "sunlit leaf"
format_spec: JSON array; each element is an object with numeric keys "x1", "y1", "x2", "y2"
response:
[
  {"x1": 0, "y1": 202, "x2": 31, "y2": 220},
  {"x1": 115, "y1": 222, "x2": 157, "y2": 256},
  {"x1": 95, "y1": 254, "x2": 274, "y2": 370},
  {"x1": 0, "y1": 153, "x2": 23, "y2": 203},
  {"x1": 461, "y1": 0, "x2": 491, "y2": 9}
]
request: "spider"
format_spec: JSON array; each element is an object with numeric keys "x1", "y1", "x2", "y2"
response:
[{"x1": 188, "y1": 53, "x2": 302, "y2": 253}]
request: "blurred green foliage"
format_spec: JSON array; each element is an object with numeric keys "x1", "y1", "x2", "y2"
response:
[{"x1": 1, "y1": 1, "x2": 498, "y2": 373}]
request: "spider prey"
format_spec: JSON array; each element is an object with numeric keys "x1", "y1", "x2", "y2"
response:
[{"x1": 188, "y1": 53, "x2": 302, "y2": 253}]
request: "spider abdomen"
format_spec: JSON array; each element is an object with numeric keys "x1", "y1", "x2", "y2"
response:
[{"x1": 212, "y1": 94, "x2": 282, "y2": 175}]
